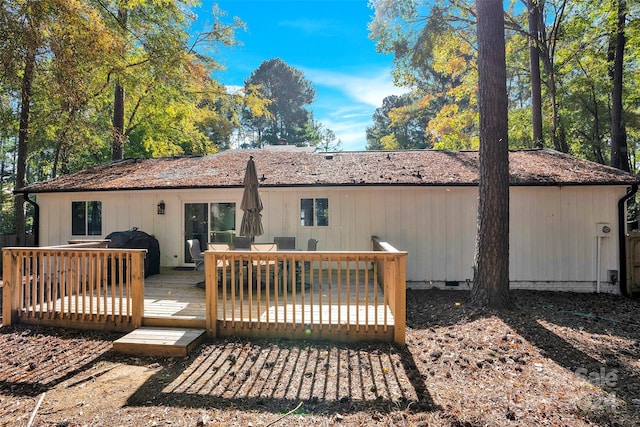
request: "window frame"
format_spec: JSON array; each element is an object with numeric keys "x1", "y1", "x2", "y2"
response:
[
  {"x1": 300, "y1": 197, "x2": 329, "y2": 227},
  {"x1": 71, "y1": 200, "x2": 102, "y2": 236},
  {"x1": 209, "y1": 201, "x2": 237, "y2": 243}
]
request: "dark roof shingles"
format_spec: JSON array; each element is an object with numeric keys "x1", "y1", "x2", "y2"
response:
[{"x1": 19, "y1": 149, "x2": 640, "y2": 193}]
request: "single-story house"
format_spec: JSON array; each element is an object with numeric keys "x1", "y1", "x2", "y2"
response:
[{"x1": 15, "y1": 146, "x2": 640, "y2": 295}]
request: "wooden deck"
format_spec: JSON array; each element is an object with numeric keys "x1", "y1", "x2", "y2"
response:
[
  {"x1": 144, "y1": 268, "x2": 394, "y2": 328},
  {"x1": 3, "y1": 241, "x2": 406, "y2": 347},
  {"x1": 19, "y1": 268, "x2": 393, "y2": 330},
  {"x1": 143, "y1": 269, "x2": 207, "y2": 327}
]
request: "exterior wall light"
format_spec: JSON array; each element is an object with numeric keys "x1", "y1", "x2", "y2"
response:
[{"x1": 157, "y1": 200, "x2": 165, "y2": 215}]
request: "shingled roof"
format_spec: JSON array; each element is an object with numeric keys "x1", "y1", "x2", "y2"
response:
[{"x1": 17, "y1": 147, "x2": 640, "y2": 194}]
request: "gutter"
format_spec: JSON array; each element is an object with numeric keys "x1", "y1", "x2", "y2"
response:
[
  {"x1": 618, "y1": 184, "x2": 638, "y2": 297},
  {"x1": 24, "y1": 192, "x2": 39, "y2": 247}
]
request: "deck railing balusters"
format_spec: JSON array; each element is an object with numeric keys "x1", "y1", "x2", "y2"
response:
[
  {"x1": 2, "y1": 238, "x2": 405, "y2": 344},
  {"x1": 2, "y1": 246, "x2": 144, "y2": 331},
  {"x1": 364, "y1": 259, "x2": 369, "y2": 331}
]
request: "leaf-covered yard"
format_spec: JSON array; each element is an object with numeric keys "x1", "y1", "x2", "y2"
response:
[{"x1": 0, "y1": 289, "x2": 638, "y2": 426}]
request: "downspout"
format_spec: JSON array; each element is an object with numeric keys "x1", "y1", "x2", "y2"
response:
[
  {"x1": 618, "y1": 183, "x2": 638, "y2": 297},
  {"x1": 23, "y1": 192, "x2": 39, "y2": 247}
]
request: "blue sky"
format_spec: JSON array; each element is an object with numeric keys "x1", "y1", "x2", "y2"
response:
[{"x1": 192, "y1": 0, "x2": 407, "y2": 151}]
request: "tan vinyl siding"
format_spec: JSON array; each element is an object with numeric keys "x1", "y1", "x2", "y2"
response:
[
  {"x1": 33, "y1": 184, "x2": 629, "y2": 292},
  {"x1": 510, "y1": 186, "x2": 623, "y2": 285}
]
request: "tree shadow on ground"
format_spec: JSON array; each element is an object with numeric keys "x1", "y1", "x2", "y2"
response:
[
  {"x1": 405, "y1": 289, "x2": 476, "y2": 329},
  {"x1": 500, "y1": 291, "x2": 640, "y2": 425},
  {"x1": 125, "y1": 337, "x2": 440, "y2": 416},
  {"x1": 0, "y1": 324, "x2": 120, "y2": 397}
]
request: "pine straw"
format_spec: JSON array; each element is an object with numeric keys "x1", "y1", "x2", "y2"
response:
[{"x1": 0, "y1": 289, "x2": 638, "y2": 426}]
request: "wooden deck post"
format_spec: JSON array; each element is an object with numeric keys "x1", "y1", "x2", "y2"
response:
[
  {"x1": 394, "y1": 253, "x2": 407, "y2": 346},
  {"x1": 130, "y1": 251, "x2": 145, "y2": 328},
  {"x1": 204, "y1": 252, "x2": 217, "y2": 339},
  {"x1": 2, "y1": 249, "x2": 16, "y2": 326}
]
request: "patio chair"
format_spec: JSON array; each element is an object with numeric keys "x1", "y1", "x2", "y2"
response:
[
  {"x1": 250, "y1": 243, "x2": 278, "y2": 258},
  {"x1": 307, "y1": 238, "x2": 318, "y2": 251},
  {"x1": 232, "y1": 236, "x2": 252, "y2": 250},
  {"x1": 208, "y1": 243, "x2": 232, "y2": 270},
  {"x1": 303, "y1": 239, "x2": 319, "y2": 289},
  {"x1": 251, "y1": 243, "x2": 279, "y2": 289},
  {"x1": 274, "y1": 236, "x2": 296, "y2": 250},
  {"x1": 187, "y1": 239, "x2": 204, "y2": 270},
  {"x1": 208, "y1": 243, "x2": 235, "y2": 288}
]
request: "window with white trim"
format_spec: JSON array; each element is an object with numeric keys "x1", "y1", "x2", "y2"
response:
[
  {"x1": 72, "y1": 201, "x2": 102, "y2": 235},
  {"x1": 300, "y1": 198, "x2": 328, "y2": 227}
]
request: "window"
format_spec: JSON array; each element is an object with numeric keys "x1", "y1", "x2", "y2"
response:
[
  {"x1": 300, "y1": 198, "x2": 329, "y2": 227},
  {"x1": 210, "y1": 202, "x2": 236, "y2": 243},
  {"x1": 72, "y1": 201, "x2": 102, "y2": 236},
  {"x1": 184, "y1": 202, "x2": 237, "y2": 260}
]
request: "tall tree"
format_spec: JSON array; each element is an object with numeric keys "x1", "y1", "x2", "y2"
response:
[
  {"x1": 243, "y1": 58, "x2": 316, "y2": 146},
  {"x1": 369, "y1": 1, "x2": 480, "y2": 150},
  {"x1": 315, "y1": 125, "x2": 342, "y2": 152},
  {"x1": 505, "y1": 0, "x2": 571, "y2": 152},
  {"x1": 470, "y1": 0, "x2": 512, "y2": 308},
  {"x1": 112, "y1": 4, "x2": 127, "y2": 160},
  {"x1": 366, "y1": 93, "x2": 430, "y2": 150},
  {"x1": 94, "y1": 0, "x2": 243, "y2": 160},
  {"x1": 0, "y1": 0, "x2": 112, "y2": 244},
  {"x1": 535, "y1": 0, "x2": 569, "y2": 153},
  {"x1": 610, "y1": 0, "x2": 629, "y2": 171},
  {"x1": 0, "y1": 0, "x2": 249, "y2": 242},
  {"x1": 528, "y1": 0, "x2": 544, "y2": 148}
]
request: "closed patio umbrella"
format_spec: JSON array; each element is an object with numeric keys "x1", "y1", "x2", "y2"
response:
[{"x1": 240, "y1": 156, "x2": 263, "y2": 240}]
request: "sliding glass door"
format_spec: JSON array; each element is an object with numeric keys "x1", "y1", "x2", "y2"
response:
[{"x1": 184, "y1": 202, "x2": 236, "y2": 262}]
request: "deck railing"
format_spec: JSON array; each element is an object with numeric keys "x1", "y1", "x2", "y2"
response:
[
  {"x1": 2, "y1": 238, "x2": 407, "y2": 345},
  {"x1": 2, "y1": 245, "x2": 145, "y2": 331},
  {"x1": 205, "y1": 237, "x2": 406, "y2": 345}
]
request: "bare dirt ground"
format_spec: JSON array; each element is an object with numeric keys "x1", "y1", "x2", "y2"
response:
[{"x1": 0, "y1": 289, "x2": 639, "y2": 427}]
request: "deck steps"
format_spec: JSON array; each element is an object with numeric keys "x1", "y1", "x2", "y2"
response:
[{"x1": 113, "y1": 327, "x2": 206, "y2": 357}]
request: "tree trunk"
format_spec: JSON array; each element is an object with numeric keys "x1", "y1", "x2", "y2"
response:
[
  {"x1": 112, "y1": 6, "x2": 127, "y2": 161},
  {"x1": 112, "y1": 81, "x2": 125, "y2": 160},
  {"x1": 528, "y1": 0, "x2": 543, "y2": 148},
  {"x1": 536, "y1": 0, "x2": 568, "y2": 153},
  {"x1": 0, "y1": 137, "x2": 7, "y2": 219},
  {"x1": 610, "y1": 0, "x2": 629, "y2": 171},
  {"x1": 14, "y1": 44, "x2": 37, "y2": 246},
  {"x1": 546, "y1": 73, "x2": 568, "y2": 153},
  {"x1": 470, "y1": 0, "x2": 512, "y2": 309}
]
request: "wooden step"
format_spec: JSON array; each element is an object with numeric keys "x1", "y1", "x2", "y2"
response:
[{"x1": 113, "y1": 327, "x2": 206, "y2": 357}]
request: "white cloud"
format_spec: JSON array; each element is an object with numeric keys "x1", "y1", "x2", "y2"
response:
[
  {"x1": 316, "y1": 109, "x2": 374, "y2": 152},
  {"x1": 304, "y1": 67, "x2": 409, "y2": 107},
  {"x1": 304, "y1": 67, "x2": 411, "y2": 151}
]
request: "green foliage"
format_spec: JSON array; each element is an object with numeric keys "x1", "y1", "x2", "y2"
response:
[
  {"x1": 0, "y1": 0, "x2": 268, "y2": 240},
  {"x1": 0, "y1": 0, "x2": 252, "y2": 175},
  {"x1": 314, "y1": 123, "x2": 341, "y2": 152},
  {"x1": 242, "y1": 58, "x2": 317, "y2": 146},
  {"x1": 368, "y1": 0, "x2": 640, "y2": 170},
  {"x1": 369, "y1": 1, "x2": 480, "y2": 150},
  {"x1": 366, "y1": 93, "x2": 429, "y2": 150}
]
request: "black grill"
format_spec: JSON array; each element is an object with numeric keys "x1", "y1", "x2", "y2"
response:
[{"x1": 105, "y1": 228, "x2": 160, "y2": 277}]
